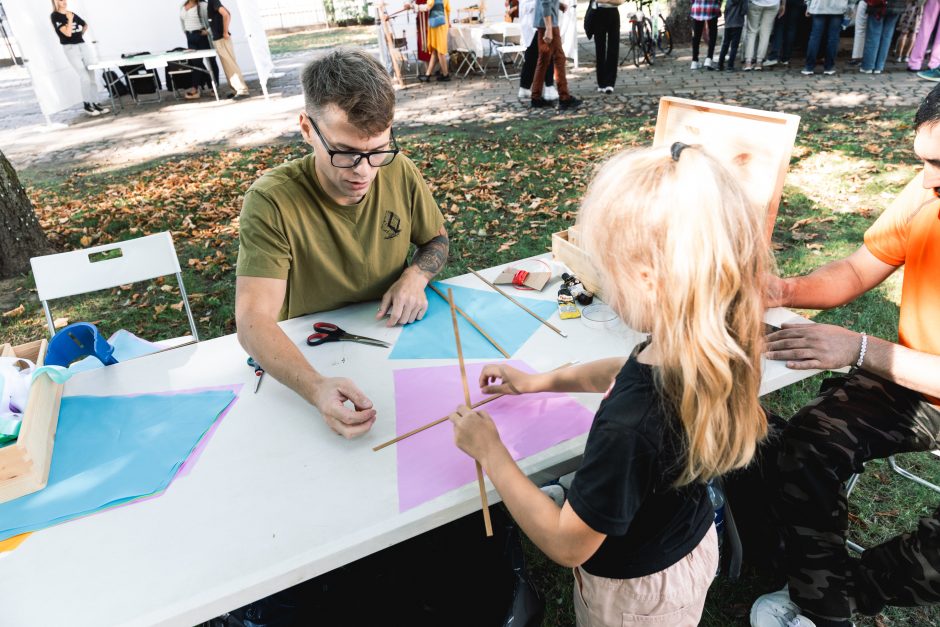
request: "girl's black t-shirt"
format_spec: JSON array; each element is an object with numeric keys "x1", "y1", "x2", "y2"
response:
[
  {"x1": 50, "y1": 11, "x2": 87, "y2": 45},
  {"x1": 567, "y1": 354, "x2": 715, "y2": 579}
]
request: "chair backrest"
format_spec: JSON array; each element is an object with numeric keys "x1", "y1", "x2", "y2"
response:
[{"x1": 30, "y1": 232, "x2": 199, "y2": 341}]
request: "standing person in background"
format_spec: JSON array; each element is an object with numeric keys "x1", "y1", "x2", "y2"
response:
[
  {"x1": 206, "y1": 0, "x2": 250, "y2": 99},
  {"x1": 518, "y1": 0, "x2": 558, "y2": 100},
  {"x1": 802, "y1": 0, "x2": 850, "y2": 75},
  {"x1": 49, "y1": 0, "x2": 110, "y2": 117},
  {"x1": 419, "y1": 0, "x2": 451, "y2": 82},
  {"x1": 719, "y1": 0, "x2": 747, "y2": 69},
  {"x1": 592, "y1": 0, "x2": 625, "y2": 91},
  {"x1": 907, "y1": 0, "x2": 939, "y2": 73},
  {"x1": 743, "y1": 0, "x2": 783, "y2": 70},
  {"x1": 179, "y1": 0, "x2": 220, "y2": 99},
  {"x1": 531, "y1": 0, "x2": 581, "y2": 109},
  {"x1": 895, "y1": 0, "x2": 925, "y2": 62},
  {"x1": 690, "y1": 0, "x2": 721, "y2": 69},
  {"x1": 849, "y1": 0, "x2": 867, "y2": 65},
  {"x1": 860, "y1": 0, "x2": 905, "y2": 73},
  {"x1": 764, "y1": 0, "x2": 804, "y2": 66}
]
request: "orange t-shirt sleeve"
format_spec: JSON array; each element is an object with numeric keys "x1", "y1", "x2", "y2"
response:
[{"x1": 863, "y1": 172, "x2": 925, "y2": 267}]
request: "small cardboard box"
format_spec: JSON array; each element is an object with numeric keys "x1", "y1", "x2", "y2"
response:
[
  {"x1": 551, "y1": 225, "x2": 607, "y2": 302},
  {"x1": 0, "y1": 339, "x2": 64, "y2": 504}
]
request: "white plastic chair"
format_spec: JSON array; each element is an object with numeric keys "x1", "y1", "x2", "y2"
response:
[
  {"x1": 30, "y1": 232, "x2": 200, "y2": 344},
  {"x1": 451, "y1": 26, "x2": 486, "y2": 77},
  {"x1": 845, "y1": 453, "x2": 940, "y2": 553},
  {"x1": 486, "y1": 23, "x2": 526, "y2": 82}
]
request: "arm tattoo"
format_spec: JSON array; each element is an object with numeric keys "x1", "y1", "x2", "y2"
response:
[{"x1": 412, "y1": 228, "x2": 449, "y2": 279}]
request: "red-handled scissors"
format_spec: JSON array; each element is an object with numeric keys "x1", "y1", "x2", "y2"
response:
[{"x1": 306, "y1": 322, "x2": 391, "y2": 348}]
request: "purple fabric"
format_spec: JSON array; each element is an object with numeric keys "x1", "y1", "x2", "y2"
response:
[{"x1": 393, "y1": 361, "x2": 596, "y2": 512}]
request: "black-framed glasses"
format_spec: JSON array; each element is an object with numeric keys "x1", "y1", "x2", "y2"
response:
[{"x1": 306, "y1": 113, "x2": 399, "y2": 168}]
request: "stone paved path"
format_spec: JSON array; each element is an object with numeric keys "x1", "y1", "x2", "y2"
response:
[{"x1": 0, "y1": 38, "x2": 932, "y2": 173}]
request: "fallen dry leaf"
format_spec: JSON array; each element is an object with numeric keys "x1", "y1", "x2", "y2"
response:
[
  {"x1": 2, "y1": 304, "x2": 25, "y2": 318},
  {"x1": 170, "y1": 302, "x2": 184, "y2": 312}
]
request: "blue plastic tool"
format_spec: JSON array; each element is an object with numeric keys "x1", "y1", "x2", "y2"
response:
[{"x1": 45, "y1": 322, "x2": 119, "y2": 368}]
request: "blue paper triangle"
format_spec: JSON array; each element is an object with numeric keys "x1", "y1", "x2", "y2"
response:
[
  {"x1": 389, "y1": 283, "x2": 558, "y2": 360},
  {"x1": 0, "y1": 390, "x2": 236, "y2": 542}
]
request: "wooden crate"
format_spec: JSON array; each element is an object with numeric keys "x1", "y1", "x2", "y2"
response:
[
  {"x1": 653, "y1": 97, "x2": 801, "y2": 241},
  {"x1": 0, "y1": 339, "x2": 64, "y2": 504},
  {"x1": 551, "y1": 225, "x2": 607, "y2": 303}
]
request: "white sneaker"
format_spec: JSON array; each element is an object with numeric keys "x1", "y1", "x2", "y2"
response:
[
  {"x1": 604, "y1": 86, "x2": 614, "y2": 94},
  {"x1": 691, "y1": 61, "x2": 701, "y2": 70},
  {"x1": 83, "y1": 103, "x2": 101, "y2": 117},
  {"x1": 750, "y1": 587, "x2": 817, "y2": 627},
  {"x1": 597, "y1": 86, "x2": 606, "y2": 93},
  {"x1": 823, "y1": 69, "x2": 836, "y2": 75},
  {"x1": 543, "y1": 85, "x2": 559, "y2": 101},
  {"x1": 518, "y1": 87, "x2": 532, "y2": 99},
  {"x1": 763, "y1": 58, "x2": 779, "y2": 67},
  {"x1": 704, "y1": 57, "x2": 713, "y2": 69}
]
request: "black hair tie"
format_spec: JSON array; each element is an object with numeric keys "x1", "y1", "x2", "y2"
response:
[{"x1": 670, "y1": 142, "x2": 692, "y2": 161}]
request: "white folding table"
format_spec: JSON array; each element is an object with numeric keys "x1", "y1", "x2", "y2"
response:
[
  {"x1": 88, "y1": 49, "x2": 221, "y2": 112},
  {"x1": 0, "y1": 258, "x2": 819, "y2": 627}
]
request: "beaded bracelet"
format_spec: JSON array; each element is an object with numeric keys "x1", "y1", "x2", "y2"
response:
[{"x1": 856, "y1": 332, "x2": 868, "y2": 369}]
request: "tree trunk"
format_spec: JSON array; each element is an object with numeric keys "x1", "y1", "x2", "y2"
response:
[
  {"x1": 0, "y1": 150, "x2": 54, "y2": 279},
  {"x1": 665, "y1": 0, "x2": 692, "y2": 45}
]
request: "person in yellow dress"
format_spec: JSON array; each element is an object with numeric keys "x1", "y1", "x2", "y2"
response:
[{"x1": 420, "y1": 0, "x2": 451, "y2": 81}]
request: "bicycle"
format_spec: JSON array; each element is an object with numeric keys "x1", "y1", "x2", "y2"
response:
[
  {"x1": 620, "y1": 0, "x2": 671, "y2": 67},
  {"x1": 641, "y1": 0, "x2": 672, "y2": 57},
  {"x1": 622, "y1": 10, "x2": 654, "y2": 66}
]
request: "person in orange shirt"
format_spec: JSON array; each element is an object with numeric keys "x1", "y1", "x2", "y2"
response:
[{"x1": 750, "y1": 85, "x2": 940, "y2": 627}]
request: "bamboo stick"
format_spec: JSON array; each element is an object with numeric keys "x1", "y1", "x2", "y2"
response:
[
  {"x1": 449, "y1": 288, "x2": 493, "y2": 538},
  {"x1": 372, "y1": 360, "x2": 578, "y2": 451},
  {"x1": 428, "y1": 282, "x2": 510, "y2": 358},
  {"x1": 468, "y1": 268, "x2": 567, "y2": 338},
  {"x1": 372, "y1": 392, "x2": 505, "y2": 452}
]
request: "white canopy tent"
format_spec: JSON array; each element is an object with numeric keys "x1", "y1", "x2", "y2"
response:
[{"x1": 3, "y1": 0, "x2": 274, "y2": 123}]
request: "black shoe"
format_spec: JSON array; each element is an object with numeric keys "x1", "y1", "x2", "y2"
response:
[
  {"x1": 92, "y1": 102, "x2": 111, "y2": 114},
  {"x1": 83, "y1": 102, "x2": 101, "y2": 117},
  {"x1": 558, "y1": 96, "x2": 581, "y2": 110},
  {"x1": 530, "y1": 97, "x2": 549, "y2": 108},
  {"x1": 226, "y1": 92, "x2": 237, "y2": 99},
  {"x1": 418, "y1": 74, "x2": 430, "y2": 82},
  {"x1": 849, "y1": 58, "x2": 861, "y2": 66},
  {"x1": 437, "y1": 74, "x2": 451, "y2": 82}
]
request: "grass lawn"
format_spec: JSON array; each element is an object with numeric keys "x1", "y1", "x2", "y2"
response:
[
  {"x1": 3, "y1": 108, "x2": 940, "y2": 626},
  {"x1": 266, "y1": 25, "x2": 376, "y2": 56}
]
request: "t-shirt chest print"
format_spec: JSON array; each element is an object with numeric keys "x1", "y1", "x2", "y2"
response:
[{"x1": 382, "y1": 210, "x2": 402, "y2": 240}]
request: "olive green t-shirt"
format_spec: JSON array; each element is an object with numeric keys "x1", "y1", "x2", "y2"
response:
[{"x1": 236, "y1": 153, "x2": 444, "y2": 320}]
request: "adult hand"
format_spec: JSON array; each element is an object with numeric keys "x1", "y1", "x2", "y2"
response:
[
  {"x1": 449, "y1": 405, "x2": 505, "y2": 465},
  {"x1": 311, "y1": 376, "x2": 377, "y2": 438},
  {"x1": 764, "y1": 273, "x2": 790, "y2": 308},
  {"x1": 201, "y1": 29, "x2": 208, "y2": 35},
  {"x1": 479, "y1": 363, "x2": 535, "y2": 395},
  {"x1": 766, "y1": 323, "x2": 863, "y2": 370},
  {"x1": 543, "y1": 29, "x2": 554, "y2": 44},
  {"x1": 376, "y1": 269, "x2": 429, "y2": 326},
  {"x1": 223, "y1": 32, "x2": 231, "y2": 39},
  {"x1": 778, "y1": 4, "x2": 786, "y2": 17}
]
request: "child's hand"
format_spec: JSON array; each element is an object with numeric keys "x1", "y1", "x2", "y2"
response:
[
  {"x1": 449, "y1": 405, "x2": 505, "y2": 464},
  {"x1": 479, "y1": 364, "x2": 534, "y2": 395}
]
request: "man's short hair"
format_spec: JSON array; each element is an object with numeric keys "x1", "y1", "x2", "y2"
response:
[
  {"x1": 301, "y1": 48, "x2": 395, "y2": 137},
  {"x1": 915, "y1": 84, "x2": 940, "y2": 131}
]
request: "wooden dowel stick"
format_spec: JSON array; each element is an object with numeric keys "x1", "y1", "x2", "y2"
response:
[
  {"x1": 449, "y1": 288, "x2": 493, "y2": 538},
  {"x1": 428, "y1": 282, "x2": 510, "y2": 358},
  {"x1": 372, "y1": 393, "x2": 505, "y2": 452},
  {"x1": 372, "y1": 360, "x2": 578, "y2": 452},
  {"x1": 468, "y1": 268, "x2": 567, "y2": 338}
]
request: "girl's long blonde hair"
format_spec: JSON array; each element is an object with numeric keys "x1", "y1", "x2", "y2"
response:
[{"x1": 579, "y1": 144, "x2": 769, "y2": 486}]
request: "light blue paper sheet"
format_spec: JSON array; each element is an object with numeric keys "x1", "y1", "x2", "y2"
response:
[
  {"x1": 0, "y1": 389, "x2": 236, "y2": 542},
  {"x1": 389, "y1": 283, "x2": 558, "y2": 360}
]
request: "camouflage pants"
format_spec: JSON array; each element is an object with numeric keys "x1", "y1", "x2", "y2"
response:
[{"x1": 780, "y1": 370, "x2": 940, "y2": 626}]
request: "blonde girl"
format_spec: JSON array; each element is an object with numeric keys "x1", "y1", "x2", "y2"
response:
[{"x1": 449, "y1": 143, "x2": 770, "y2": 626}]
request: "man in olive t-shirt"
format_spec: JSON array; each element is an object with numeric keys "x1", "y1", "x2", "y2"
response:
[{"x1": 235, "y1": 49, "x2": 448, "y2": 439}]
